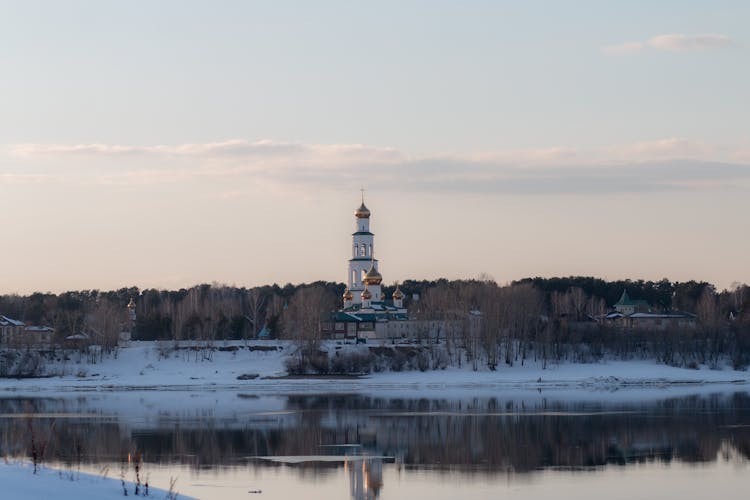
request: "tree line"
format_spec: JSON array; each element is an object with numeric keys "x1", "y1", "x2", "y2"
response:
[
  {"x1": 412, "y1": 278, "x2": 750, "y2": 370},
  {"x1": 1, "y1": 277, "x2": 749, "y2": 369},
  {"x1": 282, "y1": 277, "x2": 750, "y2": 371}
]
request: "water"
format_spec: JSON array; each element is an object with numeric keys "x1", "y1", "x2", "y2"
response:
[{"x1": 1, "y1": 390, "x2": 748, "y2": 499}]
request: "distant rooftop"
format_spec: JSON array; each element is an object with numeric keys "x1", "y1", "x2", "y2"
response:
[{"x1": 615, "y1": 290, "x2": 649, "y2": 307}]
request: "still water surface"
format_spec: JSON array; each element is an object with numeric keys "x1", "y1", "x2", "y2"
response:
[{"x1": 1, "y1": 390, "x2": 748, "y2": 499}]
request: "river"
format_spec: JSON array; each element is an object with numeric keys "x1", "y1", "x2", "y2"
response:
[{"x1": 1, "y1": 389, "x2": 748, "y2": 499}]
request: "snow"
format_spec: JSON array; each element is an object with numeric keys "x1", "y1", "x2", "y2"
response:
[
  {"x1": 0, "y1": 315, "x2": 25, "y2": 326},
  {"x1": 256, "y1": 455, "x2": 393, "y2": 464},
  {"x1": 1, "y1": 341, "x2": 748, "y2": 499},
  {"x1": 0, "y1": 340, "x2": 746, "y2": 396},
  {"x1": 0, "y1": 461, "x2": 196, "y2": 500}
]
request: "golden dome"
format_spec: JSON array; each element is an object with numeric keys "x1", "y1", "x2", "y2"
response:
[
  {"x1": 361, "y1": 289, "x2": 372, "y2": 300},
  {"x1": 343, "y1": 288, "x2": 353, "y2": 300},
  {"x1": 127, "y1": 298, "x2": 136, "y2": 309},
  {"x1": 363, "y1": 264, "x2": 382, "y2": 285},
  {"x1": 392, "y1": 286, "x2": 404, "y2": 300},
  {"x1": 355, "y1": 202, "x2": 371, "y2": 219}
]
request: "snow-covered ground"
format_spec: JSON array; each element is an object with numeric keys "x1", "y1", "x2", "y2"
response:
[
  {"x1": 2, "y1": 342, "x2": 747, "y2": 500},
  {"x1": 0, "y1": 461, "x2": 196, "y2": 500},
  {"x1": 0, "y1": 340, "x2": 746, "y2": 395}
]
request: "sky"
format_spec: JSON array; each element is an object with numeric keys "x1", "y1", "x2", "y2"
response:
[{"x1": 1, "y1": 0, "x2": 748, "y2": 294}]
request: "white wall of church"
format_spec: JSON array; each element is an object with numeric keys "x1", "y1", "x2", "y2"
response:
[{"x1": 356, "y1": 218, "x2": 370, "y2": 233}]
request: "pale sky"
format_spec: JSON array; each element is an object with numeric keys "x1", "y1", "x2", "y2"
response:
[{"x1": 1, "y1": 1, "x2": 748, "y2": 294}]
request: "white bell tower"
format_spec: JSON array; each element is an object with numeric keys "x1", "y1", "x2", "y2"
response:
[{"x1": 346, "y1": 191, "x2": 380, "y2": 306}]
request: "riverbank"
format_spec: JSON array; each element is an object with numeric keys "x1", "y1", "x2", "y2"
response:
[{"x1": 0, "y1": 341, "x2": 746, "y2": 394}]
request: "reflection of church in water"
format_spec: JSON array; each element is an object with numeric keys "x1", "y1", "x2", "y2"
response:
[{"x1": 346, "y1": 457, "x2": 383, "y2": 500}]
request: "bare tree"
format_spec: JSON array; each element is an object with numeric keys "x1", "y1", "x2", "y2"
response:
[
  {"x1": 281, "y1": 285, "x2": 338, "y2": 357},
  {"x1": 245, "y1": 287, "x2": 267, "y2": 341},
  {"x1": 86, "y1": 295, "x2": 123, "y2": 356},
  {"x1": 697, "y1": 286, "x2": 722, "y2": 367}
]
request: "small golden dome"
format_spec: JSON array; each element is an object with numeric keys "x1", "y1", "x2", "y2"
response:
[
  {"x1": 127, "y1": 298, "x2": 136, "y2": 309},
  {"x1": 343, "y1": 289, "x2": 353, "y2": 300},
  {"x1": 392, "y1": 286, "x2": 404, "y2": 300},
  {"x1": 355, "y1": 202, "x2": 371, "y2": 219},
  {"x1": 363, "y1": 264, "x2": 382, "y2": 285},
  {"x1": 361, "y1": 289, "x2": 372, "y2": 300}
]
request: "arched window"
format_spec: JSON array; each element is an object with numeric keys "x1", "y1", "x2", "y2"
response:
[
  {"x1": 360, "y1": 245, "x2": 366, "y2": 257},
  {"x1": 368, "y1": 244, "x2": 372, "y2": 257}
]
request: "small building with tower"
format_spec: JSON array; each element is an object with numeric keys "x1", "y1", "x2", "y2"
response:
[{"x1": 602, "y1": 290, "x2": 697, "y2": 331}]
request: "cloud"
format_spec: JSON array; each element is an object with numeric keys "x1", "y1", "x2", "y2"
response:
[
  {"x1": 9, "y1": 139, "x2": 404, "y2": 165},
  {"x1": 603, "y1": 34, "x2": 733, "y2": 54},
  {"x1": 648, "y1": 34, "x2": 732, "y2": 51},
  {"x1": 601, "y1": 41, "x2": 645, "y2": 54},
  {"x1": 6, "y1": 138, "x2": 750, "y2": 195},
  {"x1": 470, "y1": 147, "x2": 578, "y2": 165},
  {"x1": 611, "y1": 138, "x2": 714, "y2": 159},
  {"x1": 730, "y1": 149, "x2": 750, "y2": 163},
  {"x1": 0, "y1": 173, "x2": 62, "y2": 184},
  {"x1": 345, "y1": 159, "x2": 750, "y2": 195},
  {"x1": 9, "y1": 140, "x2": 291, "y2": 157}
]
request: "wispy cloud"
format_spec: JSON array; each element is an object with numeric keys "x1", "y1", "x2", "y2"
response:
[
  {"x1": 601, "y1": 41, "x2": 645, "y2": 54},
  {"x1": 0, "y1": 173, "x2": 62, "y2": 184},
  {"x1": 9, "y1": 139, "x2": 404, "y2": 165},
  {"x1": 602, "y1": 34, "x2": 733, "y2": 54},
  {"x1": 649, "y1": 34, "x2": 733, "y2": 51},
  {"x1": 611, "y1": 138, "x2": 714, "y2": 158},
  {"x1": 6, "y1": 139, "x2": 750, "y2": 195}
]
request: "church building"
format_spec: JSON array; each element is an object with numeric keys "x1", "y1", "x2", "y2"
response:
[
  {"x1": 602, "y1": 289, "x2": 697, "y2": 331},
  {"x1": 322, "y1": 196, "x2": 409, "y2": 341}
]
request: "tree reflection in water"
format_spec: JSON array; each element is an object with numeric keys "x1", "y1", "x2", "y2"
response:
[{"x1": 1, "y1": 391, "x2": 749, "y2": 494}]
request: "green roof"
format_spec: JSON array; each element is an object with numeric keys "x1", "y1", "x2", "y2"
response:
[{"x1": 615, "y1": 290, "x2": 649, "y2": 307}]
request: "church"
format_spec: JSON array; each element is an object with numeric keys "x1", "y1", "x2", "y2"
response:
[{"x1": 321, "y1": 196, "x2": 410, "y2": 342}]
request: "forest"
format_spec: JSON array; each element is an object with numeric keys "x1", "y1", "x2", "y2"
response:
[{"x1": 1, "y1": 277, "x2": 749, "y2": 370}]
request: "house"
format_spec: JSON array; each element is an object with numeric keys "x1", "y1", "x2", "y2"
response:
[
  {"x1": 604, "y1": 310, "x2": 697, "y2": 331},
  {"x1": 0, "y1": 316, "x2": 55, "y2": 347},
  {"x1": 603, "y1": 290, "x2": 696, "y2": 331},
  {"x1": 23, "y1": 326, "x2": 55, "y2": 346},
  {"x1": 0, "y1": 316, "x2": 25, "y2": 345}
]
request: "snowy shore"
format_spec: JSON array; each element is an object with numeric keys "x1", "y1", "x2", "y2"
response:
[
  {"x1": 0, "y1": 461, "x2": 196, "y2": 500},
  {"x1": 0, "y1": 341, "x2": 746, "y2": 395}
]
